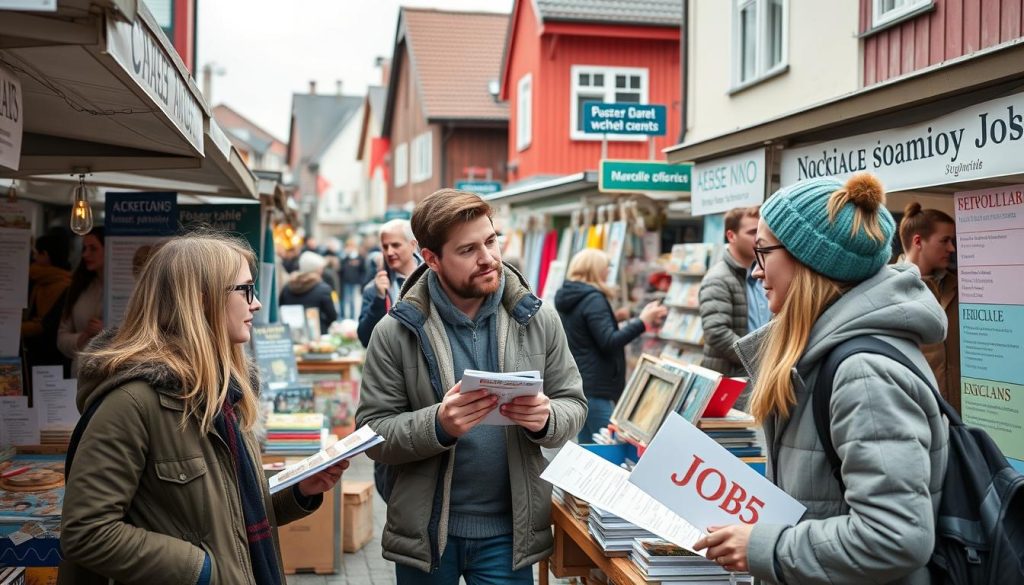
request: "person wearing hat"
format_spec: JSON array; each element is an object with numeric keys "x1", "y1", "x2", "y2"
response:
[
  {"x1": 279, "y1": 251, "x2": 338, "y2": 335},
  {"x1": 694, "y1": 173, "x2": 949, "y2": 585}
]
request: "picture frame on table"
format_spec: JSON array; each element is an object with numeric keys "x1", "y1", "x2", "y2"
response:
[
  {"x1": 616, "y1": 360, "x2": 685, "y2": 445},
  {"x1": 610, "y1": 354, "x2": 661, "y2": 429}
]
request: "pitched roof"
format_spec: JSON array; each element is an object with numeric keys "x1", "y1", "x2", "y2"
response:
[
  {"x1": 212, "y1": 104, "x2": 286, "y2": 157},
  {"x1": 400, "y1": 8, "x2": 509, "y2": 122},
  {"x1": 534, "y1": 0, "x2": 682, "y2": 26},
  {"x1": 289, "y1": 93, "x2": 363, "y2": 165}
]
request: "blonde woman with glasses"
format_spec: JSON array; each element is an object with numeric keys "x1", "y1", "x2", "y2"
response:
[
  {"x1": 59, "y1": 232, "x2": 347, "y2": 585},
  {"x1": 694, "y1": 174, "x2": 948, "y2": 585}
]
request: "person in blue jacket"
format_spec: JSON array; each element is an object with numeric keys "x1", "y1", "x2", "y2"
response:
[
  {"x1": 555, "y1": 248, "x2": 667, "y2": 442},
  {"x1": 357, "y1": 219, "x2": 422, "y2": 347}
]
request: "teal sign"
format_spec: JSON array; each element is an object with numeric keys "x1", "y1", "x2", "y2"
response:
[
  {"x1": 582, "y1": 101, "x2": 667, "y2": 136},
  {"x1": 599, "y1": 160, "x2": 692, "y2": 193},
  {"x1": 455, "y1": 180, "x2": 503, "y2": 195},
  {"x1": 179, "y1": 203, "x2": 262, "y2": 253},
  {"x1": 383, "y1": 208, "x2": 411, "y2": 221}
]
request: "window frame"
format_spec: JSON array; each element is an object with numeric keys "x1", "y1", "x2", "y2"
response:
[
  {"x1": 411, "y1": 131, "x2": 433, "y2": 183},
  {"x1": 731, "y1": 0, "x2": 789, "y2": 91},
  {"x1": 517, "y1": 73, "x2": 533, "y2": 152},
  {"x1": 394, "y1": 142, "x2": 408, "y2": 187},
  {"x1": 871, "y1": 0, "x2": 931, "y2": 29},
  {"x1": 569, "y1": 65, "x2": 649, "y2": 142}
]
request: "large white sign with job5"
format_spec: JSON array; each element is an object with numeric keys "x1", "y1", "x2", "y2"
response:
[{"x1": 781, "y1": 91, "x2": 1024, "y2": 192}]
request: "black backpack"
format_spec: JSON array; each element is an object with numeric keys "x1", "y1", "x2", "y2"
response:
[{"x1": 813, "y1": 336, "x2": 1024, "y2": 585}]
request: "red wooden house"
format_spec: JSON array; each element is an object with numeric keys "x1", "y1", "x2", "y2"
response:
[
  {"x1": 860, "y1": 0, "x2": 1024, "y2": 86},
  {"x1": 499, "y1": 0, "x2": 682, "y2": 185}
]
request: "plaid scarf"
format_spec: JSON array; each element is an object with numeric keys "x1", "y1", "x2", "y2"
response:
[{"x1": 214, "y1": 381, "x2": 282, "y2": 585}]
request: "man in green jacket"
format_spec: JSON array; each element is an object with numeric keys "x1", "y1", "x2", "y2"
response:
[{"x1": 356, "y1": 189, "x2": 586, "y2": 584}]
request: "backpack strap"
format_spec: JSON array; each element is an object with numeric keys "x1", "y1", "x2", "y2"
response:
[
  {"x1": 63, "y1": 388, "x2": 117, "y2": 480},
  {"x1": 811, "y1": 336, "x2": 939, "y2": 495}
]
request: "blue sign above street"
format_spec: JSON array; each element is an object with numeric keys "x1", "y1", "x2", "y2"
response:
[
  {"x1": 582, "y1": 102, "x2": 667, "y2": 136},
  {"x1": 455, "y1": 180, "x2": 503, "y2": 195}
]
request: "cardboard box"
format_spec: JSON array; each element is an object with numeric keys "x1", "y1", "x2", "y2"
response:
[
  {"x1": 342, "y1": 480, "x2": 374, "y2": 553},
  {"x1": 275, "y1": 480, "x2": 340, "y2": 574}
]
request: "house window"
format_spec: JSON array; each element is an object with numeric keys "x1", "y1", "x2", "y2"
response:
[
  {"x1": 872, "y1": 0, "x2": 931, "y2": 28},
  {"x1": 517, "y1": 74, "x2": 532, "y2": 151},
  {"x1": 732, "y1": 0, "x2": 787, "y2": 88},
  {"x1": 411, "y1": 132, "x2": 432, "y2": 183},
  {"x1": 394, "y1": 142, "x2": 408, "y2": 187},
  {"x1": 570, "y1": 66, "x2": 648, "y2": 141}
]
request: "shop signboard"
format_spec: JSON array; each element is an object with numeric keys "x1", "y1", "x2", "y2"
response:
[
  {"x1": 691, "y1": 148, "x2": 766, "y2": 217},
  {"x1": 251, "y1": 323, "x2": 299, "y2": 390},
  {"x1": 180, "y1": 203, "x2": 262, "y2": 254},
  {"x1": 582, "y1": 102, "x2": 667, "y2": 136},
  {"x1": 599, "y1": 160, "x2": 691, "y2": 194},
  {"x1": 105, "y1": 10, "x2": 204, "y2": 154},
  {"x1": 454, "y1": 180, "x2": 502, "y2": 195},
  {"x1": 953, "y1": 185, "x2": 1024, "y2": 471},
  {"x1": 0, "y1": 63, "x2": 23, "y2": 171},
  {"x1": 781, "y1": 91, "x2": 1024, "y2": 192},
  {"x1": 104, "y1": 191, "x2": 178, "y2": 327}
]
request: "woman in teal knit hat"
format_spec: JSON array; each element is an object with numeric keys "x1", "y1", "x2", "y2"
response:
[{"x1": 695, "y1": 173, "x2": 949, "y2": 585}]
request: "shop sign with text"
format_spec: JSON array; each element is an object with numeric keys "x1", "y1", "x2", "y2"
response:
[
  {"x1": 782, "y1": 92, "x2": 1024, "y2": 191},
  {"x1": 582, "y1": 102, "x2": 667, "y2": 136},
  {"x1": 692, "y1": 148, "x2": 766, "y2": 216},
  {"x1": 0, "y1": 64, "x2": 22, "y2": 171},
  {"x1": 599, "y1": 160, "x2": 691, "y2": 193}
]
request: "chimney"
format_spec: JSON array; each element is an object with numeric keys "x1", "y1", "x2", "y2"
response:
[
  {"x1": 202, "y1": 64, "x2": 212, "y2": 102},
  {"x1": 336, "y1": 80, "x2": 343, "y2": 96},
  {"x1": 375, "y1": 56, "x2": 391, "y2": 86},
  {"x1": 308, "y1": 80, "x2": 317, "y2": 95}
]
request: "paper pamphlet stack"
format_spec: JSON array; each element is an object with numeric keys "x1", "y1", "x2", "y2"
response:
[
  {"x1": 460, "y1": 370, "x2": 542, "y2": 425},
  {"x1": 587, "y1": 507, "x2": 657, "y2": 556},
  {"x1": 698, "y1": 409, "x2": 764, "y2": 462},
  {"x1": 552, "y1": 486, "x2": 590, "y2": 521},
  {"x1": 267, "y1": 424, "x2": 384, "y2": 494},
  {"x1": 630, "y1": 539, "x2": 753, "y2": 583},
  {"x1": 264, "y1": 412, "x2": 325, "y2": 454}
]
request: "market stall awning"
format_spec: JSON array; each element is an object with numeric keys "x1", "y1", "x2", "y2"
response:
[
  {"x1": 0, "y1": 1, "x2": 254, "y2": 197},
  {"x1": 485, "y1": 172, "x2": 599, "y2": 207}
]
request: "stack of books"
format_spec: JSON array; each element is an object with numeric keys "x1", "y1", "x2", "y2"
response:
[
  {"x1": 264, "y1": 412, "x2": 325, "y2": 454},
  {"x1": 587, "y1": 506, "x2": 656, "y2": 556},
  {"x1": 39, "y1": 429, "x2": 73, "y2": 447},
  {"x1": 698, "y1": 409, "x2": 765, "y2": 464},
  {"x1": 552, "y1": 486, "x2": 591, "y2": 521},
  {"x1": 630, "y1": 539, "x2": 753, "y2": 583}
]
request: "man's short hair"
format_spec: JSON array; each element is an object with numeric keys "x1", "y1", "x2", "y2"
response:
[
  {"x1": 411, "y1": 189, "x2": 492, "y2": 255},
  {"x1": 380, "y1": 219, "x2": 415, "y2": 243},
  {"x1": 298, "y1": 250, "x2": 327, "y2": 273},
  {"x1": 724, "y1": 206, "x2": 760, "y2": 234}
]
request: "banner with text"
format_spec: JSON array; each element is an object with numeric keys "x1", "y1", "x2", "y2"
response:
[
  {"x1": 582, "y1": 101, "x2": 667, "y2": 136},
  {"x1": 0, "y1": 63, "x2": 23, "y2": 171},
  {"x1": 782, "y1": 91, "x2": 1024, "y2": 192},
  {"x1": 180, "y1": 203, "x2": 262, "y2": 253},
  {"x1": 692, "y1": 148, "x2": 766, "y2": 216},
  {"x1": 954, "y1": 185, "x2": 1024, "y2": 469},
  {"x1": 599, "y1": 160, "x2": 691, "y2": 193}
]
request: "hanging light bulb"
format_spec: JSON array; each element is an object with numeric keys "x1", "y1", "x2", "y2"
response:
[
  {"x1": 5, "y1": 182, "x2": 16, "y2": 202},
  {"x1": 70, "y1": 174, "x2": 93, "y2": 236}
]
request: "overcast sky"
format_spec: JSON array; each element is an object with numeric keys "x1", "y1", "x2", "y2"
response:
[{"x1": 196, "y1": 0, "x2": 513, "y2": 140}]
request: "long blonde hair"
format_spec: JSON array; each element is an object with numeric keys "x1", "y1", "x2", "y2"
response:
[
  {"x1": 566, "y1": 248, "x2": 615, "y2": 299},
  {"x1": 750, "y1": 174, "x2": 887, "y2": 422},
  {"x1": 83, "y1": 232, "x2": 259, "y2": 433}
]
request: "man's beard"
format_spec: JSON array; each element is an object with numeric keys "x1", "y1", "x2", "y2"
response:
[{"x1": 440, "y1": 261, "x2": 502, "y2": 299}]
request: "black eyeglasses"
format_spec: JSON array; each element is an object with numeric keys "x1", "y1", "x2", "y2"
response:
[
  {"x1": 753, "y1": 245, "x2": 785, "y2": 272},
  {"x1": 230, "y1": 283, "x2": 256, "y2": 304}
]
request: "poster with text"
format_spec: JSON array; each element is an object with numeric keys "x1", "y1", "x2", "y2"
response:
[{"x1": 954, "y1": 184, "x2": 1024, "y2": 470}]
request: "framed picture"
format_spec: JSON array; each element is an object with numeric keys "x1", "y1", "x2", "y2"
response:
[
  {"x1": 616, "y1": 360, "x2": 685, "y2": 445},
  {"x1": 611, "y1": 354, "x2": 661, "y2": 428}
]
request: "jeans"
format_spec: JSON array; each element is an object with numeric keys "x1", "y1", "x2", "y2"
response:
[
  {"x1": 342, "y1": 283, "x2": 361, "y2": 320},
  {"x1": 578, "y1": 396, "x2": 615, "y2": 443},
  {"x1": 394, "y1": 533, "x2": 533, "y2": 585}
]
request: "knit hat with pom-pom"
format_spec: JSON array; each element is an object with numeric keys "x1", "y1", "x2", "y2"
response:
[{"x1": 761, "y1": 173, "x2": 895, "y2": 282}]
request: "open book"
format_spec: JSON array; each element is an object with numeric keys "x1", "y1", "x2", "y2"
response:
[
  {"x1": 460, "y1": 369, "x2": 542, "y2": 426},
  {"x1": 267, "y1": 425, "x2": 384, "y2": 494}
]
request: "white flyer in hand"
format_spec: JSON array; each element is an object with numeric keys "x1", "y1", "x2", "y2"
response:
[
  {"x1": 267, "y1": 425, "x2": 384, "y2": 494},
  {"x1": 460, "y1": 369, "x2": 542, "y2": 426},
  {"x1": 629, "y1": 413, "x2": 806, "y2": 531}
]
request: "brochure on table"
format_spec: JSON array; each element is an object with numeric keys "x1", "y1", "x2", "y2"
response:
[{"x1": 629, "y1": 413, "x2": 805, "y2": 532}]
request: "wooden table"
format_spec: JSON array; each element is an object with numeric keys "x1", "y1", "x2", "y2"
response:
[
  {"x1": 541, "y1": 499, "x2": 649, "y2": 585},
  {"x1": 296, "y1": 355, "x2": 363, "y2": 380}
]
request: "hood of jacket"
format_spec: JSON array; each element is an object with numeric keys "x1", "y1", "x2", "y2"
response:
[
  {"x1": 76, "y1": 328, "x2": 259, "y2": 413},
  {"x1": 287, "y1": 272, "x2": 323, "y2": 295},
  {"x1": 736, "y1": 263, "x2": 947, "y2": 379},
  {"x1": 553, "y1": 280, "x2": 605, "y2": 313}
]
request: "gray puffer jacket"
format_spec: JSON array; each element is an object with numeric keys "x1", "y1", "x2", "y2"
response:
[
  {"x1": 735, "y1": 264, "x2": 949, "y2": 585},
  {"x1": 699, "y1": 248, "x2": 749, "y2": 378},
  {"x1": 356, "y1": 262, "x2": 586, "y2": 573}
]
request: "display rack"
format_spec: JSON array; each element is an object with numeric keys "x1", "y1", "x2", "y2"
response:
[{"x1": 657, "y1": 243, "x2": 724, "y2": 364}]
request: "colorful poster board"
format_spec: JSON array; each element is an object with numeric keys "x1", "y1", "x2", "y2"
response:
[{"x1": 954, "y1": 185, "x2": 1024, "y2": 472}]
